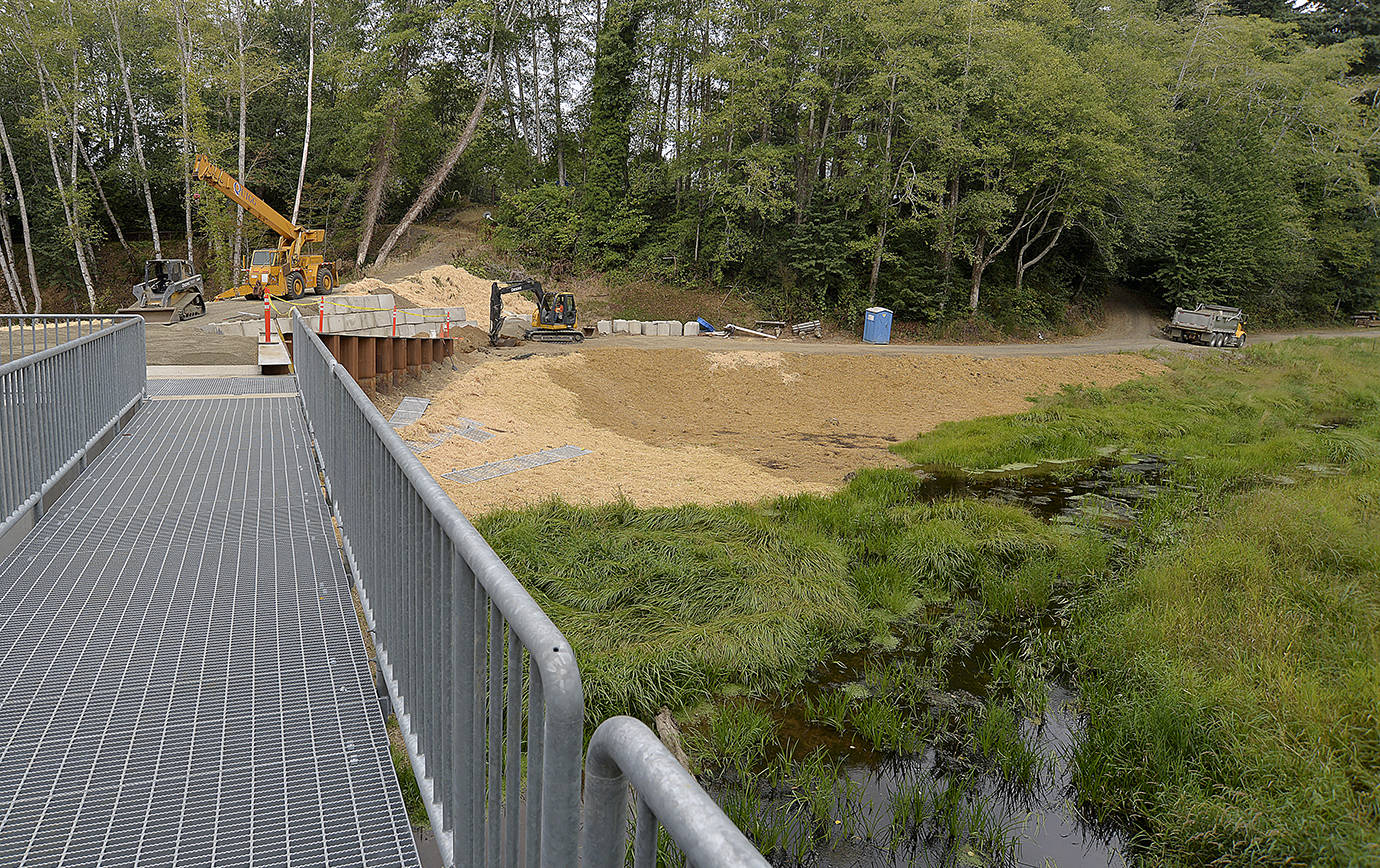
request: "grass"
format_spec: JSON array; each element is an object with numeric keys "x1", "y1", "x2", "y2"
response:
[{"x1": 472, "y1": 337, "x2": 1380, "y2": 864}]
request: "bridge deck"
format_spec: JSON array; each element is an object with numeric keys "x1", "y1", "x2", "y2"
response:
[{"x1": 0, "y1": 381, "x2": 419, "y2": 866}]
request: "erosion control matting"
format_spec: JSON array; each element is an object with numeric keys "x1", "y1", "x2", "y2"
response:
[
  {"x1": 388, "y1": 396, "x2": 430, "y2": 427},
  {"x1": 0, "y1": 386, "x2": 418, "y2": 866},
  {"x1": 443, "y1": 445, "x2": 591, "y2": 484}
]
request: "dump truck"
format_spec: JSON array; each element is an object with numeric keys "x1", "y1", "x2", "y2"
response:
[
  {"x1": 117, "y1": 258, "x2": 206, "y2": 324},
  {"x1": 193, "y1": 154, "x2": 337, "y2": 300},
  {"x1": 1163, "y1": 304, "x2": 1246, "y2": 347}
]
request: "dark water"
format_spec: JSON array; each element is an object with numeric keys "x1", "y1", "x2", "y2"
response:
[
  {"x1": 913, "y1": 454, "x2": 1170, "y2": 527},
  {"x1": 720, "y1": 457, "x2": 1170, "y2": 867}
]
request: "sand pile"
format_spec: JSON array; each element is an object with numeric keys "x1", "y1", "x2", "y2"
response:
[
  {"x1": 341, "y1": 264, "x2": 536, "y2": 319},
  {"x1": 383, "y1": 346, "x2": 1165, "y2": 514}
]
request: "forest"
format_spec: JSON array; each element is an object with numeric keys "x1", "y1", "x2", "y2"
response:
[{"x1": 0, "y1": 0, "x2": 1378, "y2": 328}]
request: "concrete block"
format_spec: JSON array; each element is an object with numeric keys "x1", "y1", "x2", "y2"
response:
[
  {"x1": 597, "y1": 320, "x2": 613, "y2": 335},
  {"x1": 684, "y1": 321, "x2": 701, "y2": 336},
  {"x1": 627, "y1": 320, "x2": 642, "y2": 335},
  {"x1": 667, "y1": 321, "x2": 683, "y2": 337},
  {"x1": 613, "y1": 319, "x2": 628, "y2": 334},
  {"x1": 656, "y1": 321, "x2": 671, "y2": 336}
]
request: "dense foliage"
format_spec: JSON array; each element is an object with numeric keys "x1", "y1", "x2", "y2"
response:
[{"x1": 0, "y1": 0, "x2": 1378, "y2": 324}]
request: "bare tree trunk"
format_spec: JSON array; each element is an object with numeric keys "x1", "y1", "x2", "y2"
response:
[
  {"x1": 234, "y1": 9, "x2": 247, "y2": 275},
  {"x1": 76, "y1": 135, "x2": 129, "y2": 251},
  {"x1": 513, "y1": 45, "x2": 532, "y2": 148},
  {"x1": 528, "y1": 6, "x2": 543, "y2": 161},
  {"x1": 547, "y1": 0, "x2": 567, "y2": 185},
  {"x1": 866, "y1": 71, "x2": 897, "y2": 307},
  {"x1": 0, "y1": 112, "x2": 41, "y2": 311},
  {"x1": 355, "y1": 114, "x2": 398, "y2": 267},
  {"x1": 372, "y1": 31, "x2": 501, "y2": 267},
  {"x1": 1014, "y1": 218, "x2": 1064, "y2": 295},
  {"x1": 867, "y1": 221, "x2": 887, "y2": 307},
  {"x1": 969, "y1": 229, "x2": 986, "y2": 311},
  {"x1": 175, "y1": 0, "x2": 195, "y2": 266},
  {"x1": 0, "y1": 180, "x2": 24, "y2": 312},
  {"x1": 35, "y1": 55, "x2": 96, "y2": 311},
  {"x1": 106, "y1": 0, "x2": 161, "y2": 256},
  {"x1": 0, "y1": 241, "x2": 21, "y2": 313},
  {"x1": 498, "y1": 53, "x2": 520, "y2": 139},
  {"x1": 292, "y1": 0, "x2": 315, "y2": 225}
]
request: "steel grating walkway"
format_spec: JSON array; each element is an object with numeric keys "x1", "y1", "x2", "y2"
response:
[{"x1": 0, "y1": 384, "x2": 420, "y2": 866}]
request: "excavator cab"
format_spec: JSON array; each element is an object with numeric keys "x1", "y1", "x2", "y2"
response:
[{"x1": 538, "y1": 292, "x2": 578, "y2": 328}]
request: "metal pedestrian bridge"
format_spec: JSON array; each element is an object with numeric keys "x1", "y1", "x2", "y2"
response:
[{"x1": 0, "y1": 314, "x2": 766, "y2": 868}]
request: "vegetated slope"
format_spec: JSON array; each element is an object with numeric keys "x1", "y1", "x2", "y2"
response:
[{"x1": 477, "y1": 337, "x2": 1380, "y2": 864}]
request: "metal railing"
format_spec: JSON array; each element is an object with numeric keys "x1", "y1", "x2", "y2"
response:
[
  {"x1": 0, "y1": 315, "x2": 145, "y2": 559},
  {"x1": 291, "y1": 311, "x2": 584, "y2": 868},
  {"x1": 581, "y1": 717, "x2": 770, "y2": 868},
  {"x1": 1, "y1": 314, "x2": 128, "y2": 364}
]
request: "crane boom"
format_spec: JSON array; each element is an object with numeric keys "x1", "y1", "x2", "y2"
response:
[
  {"x1": 194, "y1": 154, "x2": 301, "y2": 242},
  {"x1": 191, "y1": 153, "x2": 335, "y2": 301}
]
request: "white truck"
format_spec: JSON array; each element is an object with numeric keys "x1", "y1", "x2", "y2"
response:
[{"x1": 1163, "y1": 304, "x2": 1245, "y2": 347}]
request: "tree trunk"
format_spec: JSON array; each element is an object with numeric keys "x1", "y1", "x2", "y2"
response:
[
  {"x1": 175, "y1": 0, "x2": 195, "y2": 267},
  {"x1": 35, "y1": 54, "x2": 95, "y2": 311},
  {"x1": 234, "y1": 11, "x2": 248, "y2": 275},
  {"x1": 372, "y1": 32, "x2": 501, "y2": 267},
  {"x1": 106, "y1": 0, "x2": 161, "y2": 256},
  {"x1": 292, "y1": 0, "x2": 315, "y2": 225},
  {"x1": 0, "y1": 181, "x2": 24, "y2": 312},
  {"x1": 355, "y1": 114, "x2": 398, "y2": 267},
  {"x1": 548, "y1": 0, "x2": 567, "y2": 185},
  {"x1": 969, "y1": 229, "x2": 986, "y2": 311},
  {"x1": 528, "y1": 6, "x2": 543, "y2": 161},
  {"x1": 1014, "y1": 220, "x2": 1064, "y2": 295},
  {"x1": 76, "y1": 135, "x2": 129, "y2": 251},
  {"x1": 0, "y1": 112, "x2": 41, "y2": 311},
  {"x1": 867, "y1": 221, "x2": 887, "y2": 307}
]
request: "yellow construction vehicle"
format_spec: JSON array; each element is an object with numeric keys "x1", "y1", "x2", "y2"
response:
[{"x1": 193, "y1": 154, "x2": 337, "y2": 300}]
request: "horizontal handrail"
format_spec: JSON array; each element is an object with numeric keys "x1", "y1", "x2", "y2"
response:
[
  {"x1": 581, "y1": 717, "x2": 771, "y2": 868},
  {"x1": 0, "y1": 315, "x2": 145, "y2": 557},
  {"x1": 292, "y1": 309, "x2": 583, "y2": 868}
]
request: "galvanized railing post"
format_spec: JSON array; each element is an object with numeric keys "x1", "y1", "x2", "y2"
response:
[{"x1": 581, "y1": 717, "x2": 771, "y2": 868}]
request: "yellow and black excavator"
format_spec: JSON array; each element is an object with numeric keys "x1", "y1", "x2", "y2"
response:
[
  {"x1": 489, "y1": 279, "x2": 583, "y2": 345},
  {"x1": 193, "y1": 154, "x2": 337, "y2": 300}
]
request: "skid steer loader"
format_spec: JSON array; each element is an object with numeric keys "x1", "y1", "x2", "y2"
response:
[{"x1": 118, "y1": 258, "x2": 207, "y2": 325}]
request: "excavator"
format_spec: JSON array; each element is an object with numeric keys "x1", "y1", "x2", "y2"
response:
[
  {"x1": 489, "y1": 279, "x2": 583, "y2": 346},
  {"x1": 193, "y1": 154, "x2": 337, "y2": 300}
]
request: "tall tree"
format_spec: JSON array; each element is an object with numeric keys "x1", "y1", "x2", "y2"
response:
[{"x1": 105, "y1": 0, "x2": 161, "y2": 256}]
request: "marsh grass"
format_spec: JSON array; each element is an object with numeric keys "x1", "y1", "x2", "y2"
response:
[{"x1": 471, "y1": 338, "x2": 1380, "y2": 864}]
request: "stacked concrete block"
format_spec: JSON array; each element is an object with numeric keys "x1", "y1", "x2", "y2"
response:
[
  {"x1": 613, "y1": 319, "x2": 629, "y2": 334},
  {"x1": 628, "y1": 320, "x2": 642, "y2": 335},
  {"x1": 684, "y1": 321, "x2": 701, "y2": 336},
  {"x1": 668, "y1": 321, "x2": 683, "y2": 336},
  {"x1": 597, "y1": 320, "x2": 613, "y2": 335},
  {"x1": 658, "y1": 321, "x2": 673, "y2": 336}
]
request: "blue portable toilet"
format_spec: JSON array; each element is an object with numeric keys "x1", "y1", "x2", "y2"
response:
[{"x1": 863, "y1": 307, "x2": 893, "y2": 344}]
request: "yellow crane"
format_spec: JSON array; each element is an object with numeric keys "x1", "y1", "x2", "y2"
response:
[{"x1": 194, "y1": 154, "x2": 337, "y2": 300}]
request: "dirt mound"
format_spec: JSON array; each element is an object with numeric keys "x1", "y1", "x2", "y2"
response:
[
  {"x1": 384, "y1": 347, "x2": 1165, "y2": 514},
  {"x1": 341, "y1": 264, "x2": 535, "y2": 319}
]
